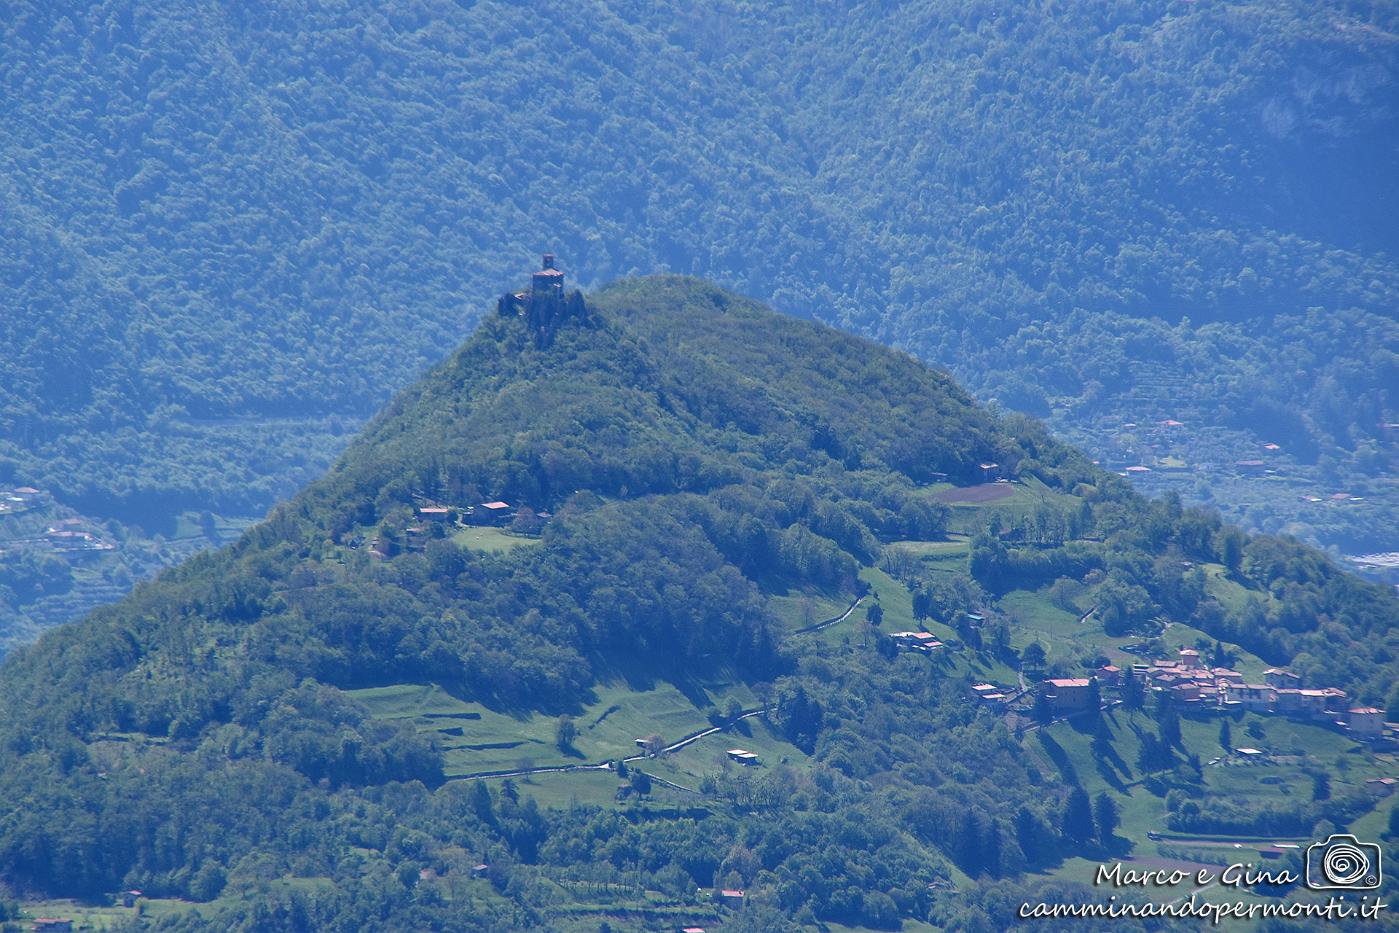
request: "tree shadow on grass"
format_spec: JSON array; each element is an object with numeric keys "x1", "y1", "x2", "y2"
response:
[
  {"x1": 1093, "y1": 711, "x2": 1134, "y2": 789},
  {"x1": 1095, "y1": 756, "x2": 1129, "y2": 792},
  {"x1": 1035, "y1": 729, "x2": 1079, "y2": 786}
]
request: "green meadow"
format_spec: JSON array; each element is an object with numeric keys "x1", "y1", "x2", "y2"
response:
[
  {"x1": 451, "y1": 525, "x2": 543, "y2": 554},
  {"x1": 348, "y1": 678, "x2": 765, "y2": 779}
]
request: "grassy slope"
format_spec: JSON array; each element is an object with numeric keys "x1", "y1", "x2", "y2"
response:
[
  {"x1": 348, "y1": 678, "x2": 764, "y2": 778},
  {"x1": 451, "y1": 526, "x2": 543, "y2": 554},
  {"x1": 104, "y1": 517, "x2": 1399, "y2": 922},
  {"x1": 341, "y1": 562, "x2": 1003, "y2": 798},
  {"x1": 945, "y1": 531, "x2": 1399, "y2": 900}
]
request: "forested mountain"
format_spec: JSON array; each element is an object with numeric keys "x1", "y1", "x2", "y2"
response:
[
  {"x1": 0, "y1": 278, "x2": 1395, "y2": 930},
  {"x1": 1, "y1": 0, "x2": 1394, "y2": 598}
]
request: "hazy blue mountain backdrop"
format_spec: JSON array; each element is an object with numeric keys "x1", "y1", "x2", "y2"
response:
[{"x1": 1, "y1": 0, "x2": 1396, "y2": 643}]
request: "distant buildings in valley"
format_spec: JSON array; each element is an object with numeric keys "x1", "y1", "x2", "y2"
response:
[
  {"x1": 0, "y1": 487, "x2": 115, "y2": 557},
  {"x1": 0, "y1": 484, "x2": 46, "y2": 514},
  {"x1": 1095, "y1": 414, "x2": 1316, "y2": 482}
]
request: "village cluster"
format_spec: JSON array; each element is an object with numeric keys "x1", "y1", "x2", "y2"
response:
[
  {"x1": 966, "y1": 645, "x2": 1391, "y2": 743},
  {"x1": 881, "y1": 593, "x2": 1388, "y2": 745}
]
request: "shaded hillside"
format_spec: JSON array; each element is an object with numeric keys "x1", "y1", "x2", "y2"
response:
[
  {"x1": 0, "y1": 278, "x2": 1394, "y2": 930},
  {"x1": 0, "y1": 0, "x2": 1394, "y2": 556}
]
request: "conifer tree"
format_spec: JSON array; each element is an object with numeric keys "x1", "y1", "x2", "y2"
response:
[{"x1": 1062, "y1": 787, "x2": 1095, "y2": 843}]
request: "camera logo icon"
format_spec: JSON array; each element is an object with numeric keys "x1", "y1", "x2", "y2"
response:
[{"x1": 1306, "y1": 834, "x2": 1382, "y2": 890}]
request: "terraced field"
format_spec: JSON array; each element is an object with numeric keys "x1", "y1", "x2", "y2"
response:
[
  {"x1": 924, "y1": 477, "x2": 1081, "y2": 535},
  {"x1": 347, "y1": 679, "x2": 766, "y2": 779},
  {"x1": 1028, "y1": 705, "x2": 1399, "y2": 895}
]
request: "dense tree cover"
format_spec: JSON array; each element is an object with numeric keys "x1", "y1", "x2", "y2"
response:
[
  {"x1": 0, "y1": 0, "x2": 1394, "y2": 568},
  {"x1": 0, "y1": 279, "x2": 1393, "y2": 927},
  {"x1": 0, "y1": 280, "x2": 1004, "y2": 925}
]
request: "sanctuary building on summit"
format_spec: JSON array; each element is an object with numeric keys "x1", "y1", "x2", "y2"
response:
[{"x1": 497, "y1": 253, "x2": 587, "y2": 346}]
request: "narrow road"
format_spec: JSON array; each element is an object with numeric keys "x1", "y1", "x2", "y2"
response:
[
  {"x1": 449, "y1": 762, "x2": 612, "y2": 781},
  {"x1": 622, "y1": 706, "x2": 769, "y2": 762},
  {"x1": 791, "y1": 595, "x2": 864, "y2": 635},
  {"x1": 640, "y1": 773, "x2": 703, "y2": 795}
]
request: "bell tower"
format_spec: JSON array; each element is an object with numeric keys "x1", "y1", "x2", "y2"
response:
[
  {"x1": 530, "y1": 253, "x2": 564, "y2": 296},
  {"x1": 497, "y1": 253, "x2": 586, "y2": 347}
]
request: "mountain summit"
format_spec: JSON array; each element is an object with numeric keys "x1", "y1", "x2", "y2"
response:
[
  {"x1": 497, "y1": 253, "x2": 589, "y2": 345},
  {"x1": 0, "y1": 274, "x2": 1393, "y2": 930}
]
